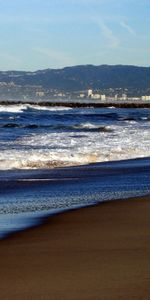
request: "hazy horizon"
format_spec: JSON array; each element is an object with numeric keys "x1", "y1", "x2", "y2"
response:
[{"x1": 0, "y1": 63, "x2": 150, "y2": 73}]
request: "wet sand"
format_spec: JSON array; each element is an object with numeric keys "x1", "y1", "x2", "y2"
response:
[{"x1": 0, "y1": 195, "x2": 150, "y2": 300}]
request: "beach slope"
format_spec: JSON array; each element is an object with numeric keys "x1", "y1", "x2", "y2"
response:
[{"x1": 0, "y1": 195, "x2": 150, "y2": 300}]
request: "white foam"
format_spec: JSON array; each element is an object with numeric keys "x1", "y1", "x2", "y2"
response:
[
  {"x1": 0, "y1": 105, "x2": 150, "y2": 170},
  {"x1": 74, "y1": 122, "x2": 101, "y2": 129},
  {"x1": 0, "y1": 104, "x2": 72, "y2": 113},
  {"x1": 0, "y1": 120, "x2": 150, "y2": 170},
  {"x1": 29, "y1": 105, "x2": 73, "y2": 111},
  {"x1": 0, "y1": 104, "x2": 28, "y2": 113}
]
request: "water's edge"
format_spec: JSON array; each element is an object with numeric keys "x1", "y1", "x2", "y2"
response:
[{"x1": 0, "y1": 157, "x2": 150, "y2": 240}]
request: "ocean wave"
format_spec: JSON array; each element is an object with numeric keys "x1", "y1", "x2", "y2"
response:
[
  {"x1": 74, "y1": 122, "x2": 101, "y2": 129},
  {"x1": 73, "y1": 123, "x2": 113, "y2": 132},
  {"x1": 29, "y1": 105, "x2": 73, "y2": 111},
  {"x1": 2, "y1": 123, "x2": 21, "y2": 128},
  {"x1": 0, "y1": 122, "x2": 113, "y2": 132},
  {"x1": 0, "y1": 159, "x2": 77, "y2": 170},
  {"x1": 1, "y1": 146, "x2": 150, "y2": 170},
  {"x1": 0, "y1": 104, "x2": 72, "y2": 113},
  {"x1": 0, "y1": 106, "x2": 150, "y2": 171},
  {"x1": 0, "y1": 104, "x2": 28, "y2": 113}
]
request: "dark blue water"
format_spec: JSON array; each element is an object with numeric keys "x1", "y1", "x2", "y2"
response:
[
  {"x1": 0, "y1": 157, "x2": 150, "y2": 239},
  {"x1": 0, "y1": 105, "x2": 150, "y2": 169},
  {"x1": 0, "y1": 104, "x2": 150, "y2": 239}
]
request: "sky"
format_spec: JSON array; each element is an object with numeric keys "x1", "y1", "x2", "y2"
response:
[{"x1": 0, "y1": 0, "x2": 149, "y2": 70}]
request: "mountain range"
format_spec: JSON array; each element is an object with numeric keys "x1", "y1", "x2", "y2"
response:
[{"x1": 0, "y1": 65, "x2": 150, "y2": 92}]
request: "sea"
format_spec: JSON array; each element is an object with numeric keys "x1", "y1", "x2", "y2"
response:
[{"x1": 0, "y1": 103, "x2": 150, "y2": 238}]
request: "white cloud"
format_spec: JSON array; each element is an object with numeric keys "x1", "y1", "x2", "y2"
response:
[
  {"x1": 92, "y1": 18, "x2": 120, "y2": 48},
  {"x1": 120, "y1": 21, "x2": 136, "y2": 35}
]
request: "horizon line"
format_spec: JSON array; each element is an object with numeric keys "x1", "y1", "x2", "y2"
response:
[{"x1": 0, "y1": 63, "x2": 150, "y2": 73}]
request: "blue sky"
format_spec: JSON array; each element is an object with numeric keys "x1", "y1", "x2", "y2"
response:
[{"x1": 0, "y1": 0, "x2": 149, "y2": 70}]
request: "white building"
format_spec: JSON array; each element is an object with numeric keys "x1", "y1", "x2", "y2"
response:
[
  {"x1": 57, "y1": 93, "x2": 65, "y2": 97},
  {"x1": 101, "y1": 94, "x2": 106, "y2": 101},
  {"x1": 36, "y1": 91, "x2": 45, "y2": 97},
  {"x1": 79, "y1": 93, "x2": 85, "y2": 98},
  {"x1": 91, "y1": 93, "x2": 101, "y2": 99},
  {"x1": 121, "y1": 94, "x2": 127, "y2": 100},
  {"x1": 87, "y1": 89, "x2": 93, "y2": 98},
  {"x1": 141, "y1": 95, "x2": 150, "y2": 101}
]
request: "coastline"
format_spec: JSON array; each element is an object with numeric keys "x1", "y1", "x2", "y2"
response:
[
  {"x1": 0, "y1": 156, "x2": 150, "y2": 239},
  {"x1": 0, "y1": 99, "x2": 150, "y2": 108},
  {"x1": 0, "y1": 195, "x2": 150, "y2": 299}
]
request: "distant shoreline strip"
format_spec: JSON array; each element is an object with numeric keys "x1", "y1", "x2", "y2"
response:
[{"x1": 0, "y1": 100, "x2": 150, "y2": 108}]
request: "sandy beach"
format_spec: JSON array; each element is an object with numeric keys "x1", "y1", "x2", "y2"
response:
[{"x1": 0, "y1": 195, "x2": 149, "y2": 300}]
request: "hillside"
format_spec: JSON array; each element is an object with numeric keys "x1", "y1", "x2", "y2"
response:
[{"x1": 0, "y1": 65, "x2": 150, "y2": 92}]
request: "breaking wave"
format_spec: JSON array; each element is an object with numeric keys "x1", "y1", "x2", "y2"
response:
[
  {"x1": 0, "y1": 105, "x2": 150, "y2": 170},
  {"x1": 0, "y1": 122, "x2": 113, "y2": 132},
  {"x1": 0, "y1": 104, "x2": 72, "y2": 113}
]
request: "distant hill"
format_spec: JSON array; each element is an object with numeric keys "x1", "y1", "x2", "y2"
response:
[{"x1": 0, "y1": 65, "x2": 150, "y2": 92}]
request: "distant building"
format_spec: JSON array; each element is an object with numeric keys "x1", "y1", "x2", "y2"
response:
[
  {"x1": 79, "y1": 93, "x2": 85, "y2": 98},
  {"x1": 130, "y1": 97, "x2": 140, "y2": 101},
  {"x1": 57, "y1": 93, "x2": 65, "y2": 97},
  {"x1": 36, "y1": 91, "x2": 45, "y2": 97},
  {"x1": 101, "y1": 94, "x2": 106, "y2": 101},
  {"x1": 121, "y1": 94, "x2": 127, "y2": 100},
  {"x1": 87, "y1": 90, "x2": 106, "y2": 100},
  {"x1": 91, "y1": 93, "x2": 101, "y2": 99},
  {"x1": 141, "y1": 95, "x2": 150, "y2": 101},
  {"x1": 87, "y1": 89, "x2": 93, "y2": 98}
]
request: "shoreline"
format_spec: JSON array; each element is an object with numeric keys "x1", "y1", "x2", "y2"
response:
[
  {"x1": 0, "y1": 195, "x2": 150, "y2": 299},
  {"x1": 0, "y1": 193, "x2": 150, "y2": 241},
  {"x1": 0, "y1": 156, "x2": 150, "y2": 240}
]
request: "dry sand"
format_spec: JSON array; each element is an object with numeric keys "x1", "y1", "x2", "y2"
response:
[{"x1": 0, "y1": 195, "x2": 150, "y2": 300}]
